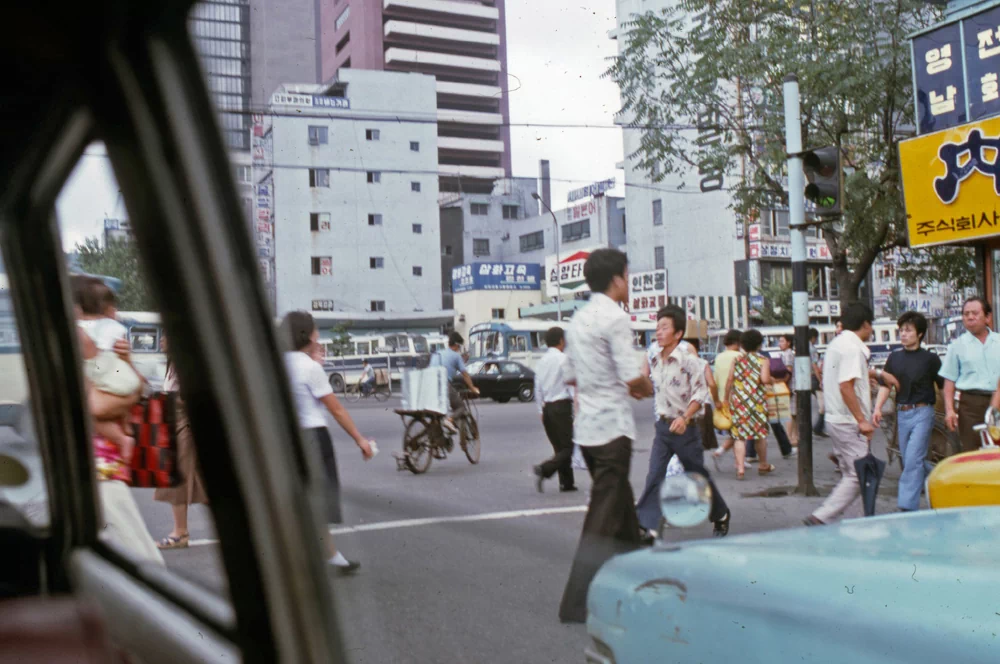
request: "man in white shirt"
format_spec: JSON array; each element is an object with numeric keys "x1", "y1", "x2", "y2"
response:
[
  {"x1": 360, "y1": 359, "x2": 375, "y2": 396},
  {"x1": 533, "y1": 326, "x2": 576, "y2": 493},
  {"x1": 805, "y1": 302, "x2": 876, "y2": 526},
  {"x1": 558, "y1": 249, "x2": 653, "y2": 624}
]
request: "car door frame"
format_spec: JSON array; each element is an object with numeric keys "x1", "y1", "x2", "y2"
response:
[{"x1": 0, "y1": 3, "x2": 346, "y2": 663}]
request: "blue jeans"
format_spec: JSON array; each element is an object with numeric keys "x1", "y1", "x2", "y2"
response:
[{"x1": 896, "y1": 406, "x2": 935, "y2": 511}]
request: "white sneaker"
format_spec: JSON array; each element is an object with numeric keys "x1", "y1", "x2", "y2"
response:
[{"x1": 783, "y1": 449, "x2": 799, "y2": 458}]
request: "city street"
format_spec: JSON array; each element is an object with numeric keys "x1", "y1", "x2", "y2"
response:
[{"x1": 132, "y1": 397, "x2": 900, "y2": 663}]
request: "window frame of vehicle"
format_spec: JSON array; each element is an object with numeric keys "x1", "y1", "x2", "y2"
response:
[{"x1": 0, "y1": 8, "x2": 346, "y2": 664}]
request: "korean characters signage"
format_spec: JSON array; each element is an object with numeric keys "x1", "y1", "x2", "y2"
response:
[
  {"x1": 748, "y1": 242, "x2": 830, "y2": 261},
  {"x1": 627, "y1": 269, "x2": 668, "y2": 314},
  {"x1": 451, "y1": 263, "x2": 541, "y2": 293},
  {"x1": 566, "y1": 199, "x2": 598, "y2": 222},
  {"x1": 544, "y1": 249, "x2": 593, "y2": 295},
  {"x1": 899, "y1": 115, "x2": 1000, "y2": 247}
]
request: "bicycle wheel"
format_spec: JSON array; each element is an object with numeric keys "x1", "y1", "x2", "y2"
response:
[
  {"x1": 374, "y1": 387, "x2": 390, "y2": 402},
  {"x1": 461, "y1": 413, "x2": 481, "y2": 464},
  {"x1": 345, "y1": 385, "x2": 361, "y2": 403},
  {"x1": 927, "y1": 421, "x2": 961, "y2": 465},
  {"x1": 403, "y1": 418, "x2": 433, "y2": 474}
]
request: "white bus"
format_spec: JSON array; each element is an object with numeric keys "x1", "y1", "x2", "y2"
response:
[
  {"x1": 117, "y1": 311, "x2": 169, "y2": 389},
  {"x1": 319, "y1": 331, "x2": 431, "y2": 393}
]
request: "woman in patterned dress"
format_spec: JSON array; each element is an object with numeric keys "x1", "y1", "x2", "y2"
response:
[{"x1": 724, "y1": 329, "x2": 774, "y2": 478}]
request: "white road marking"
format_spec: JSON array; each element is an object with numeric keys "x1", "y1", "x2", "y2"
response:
[{"x1": 187, "y1": 504, "x2": 588, "y2": 547}]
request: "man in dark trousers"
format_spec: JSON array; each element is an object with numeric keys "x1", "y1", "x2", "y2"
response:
[
  {"x1": 533, "y1": 326, "x2": 577, "y2": 492},
  {"x1": 558, "y1": 249, "x2": 653, "y2": 624},
  {"x1": 942, "y1": 296, "x2": 1000, "y2": 451}
]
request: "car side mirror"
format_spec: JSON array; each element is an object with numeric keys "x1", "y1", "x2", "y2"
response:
[{"x1": 660, "y1": 473, "x2": 712, "y2": 528}]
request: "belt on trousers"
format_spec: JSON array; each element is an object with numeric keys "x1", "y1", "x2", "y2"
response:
[
  {"x1": 897, "y1": 403, "x2": 931, "y2": 412},
  {"x1": 960, "y1": 390, "x2": 993, "y2": 399},
  {"x1": 544, "y1": 399, "x2": 573, "y2": 407}
]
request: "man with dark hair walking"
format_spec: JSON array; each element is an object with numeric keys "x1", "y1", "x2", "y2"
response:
[
  {"x1": 941, "y1": 296, "x2": 1000, "y2": 451},
  {"x1": 635, "y1": 305, "x2": 731, "y2": 539},
  {"x1": 873, "y1": 311, "x2": 942, "y2": 511},
  {"x1": 533, "y1": 326, "x2": 576, "y2": 493},
  {"x1": 558, "y1": 248, "x2": 653, "y2": 624},
  {"x1": 805, "y1": 303, "x2": 876, "y2": 525}
]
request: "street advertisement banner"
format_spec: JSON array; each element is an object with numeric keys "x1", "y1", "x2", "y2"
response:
[
  {"x1": 899, "y1": 115, "x2": 1000, "y2": 247},
  {"x1": 544, "y1": 249, "x2": 595, "y2": 296},
  {"x1": 627, "y1": 269, "x2": 668, "y2": 315},
  {"x1": 567, "y1": 178, "x2": 615, "y2": 202},
  {"x1": 451, "y1": 263, "x2": 541, "y2": 293}
]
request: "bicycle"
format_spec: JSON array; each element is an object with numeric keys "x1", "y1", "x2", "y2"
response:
[
  {"x1": 872, "y1": 384, "x2": 961, "y2": 469},
  {"x1": 392, "y1": 390, "x2": 480, "y2": 474},
  {"x1": 345, "y1": 380, "x2": 390, "y2": 403}
]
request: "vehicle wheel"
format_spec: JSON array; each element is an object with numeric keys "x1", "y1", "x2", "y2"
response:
[
  {"x1": 517, "y1": 384, "x2": 534, "y2": 403},
  {"x1": 345, "y1": 386, "x2": 361, "y2": 403},
  {"x1": 461, "y1": 414, "x2": 481, "y2": 464},
  {"x1": 927, "y1": 422, "x2": 961, "y2": 465},
  {"x1": 494, "y1": 396, "x2": 511, "y2": 404},
  {"x1": 374, "y1": 387, "x2": 391, "y2": 402},
  {"x1": 403, "y1": 419, "x2": 433, "y2": 474},
  {"x1": 329, "y1": 373, "x2": 346, "y2": 394}
]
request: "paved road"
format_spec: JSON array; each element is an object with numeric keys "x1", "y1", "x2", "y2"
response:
[{"x1": 132, "y1": 396, "x2": 901, "y2": 663}]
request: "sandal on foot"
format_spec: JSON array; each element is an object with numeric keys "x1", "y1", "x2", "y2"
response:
[
  {"x1": 736, "y1": 469, "x2": 745, "y2": 480},
  {"x1": 758, "y1": 464, "x2": 776, "y2": 475},
  {"x1": 157, "y1": 533, "x2": 189, "y2": 550}
]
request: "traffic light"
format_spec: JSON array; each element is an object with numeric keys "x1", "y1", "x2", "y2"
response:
[{"x1": 802, "y1": 146, "x2": 843, "y2": 216}]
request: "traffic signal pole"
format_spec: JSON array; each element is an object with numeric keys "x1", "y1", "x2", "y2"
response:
[{"x1": 783, "y1": 74, "x2": 818, "y2": 496}]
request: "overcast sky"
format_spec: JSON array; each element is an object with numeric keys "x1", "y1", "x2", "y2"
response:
[{"x1": 56, "y1": 0, "x2": 624, "y2": 248}]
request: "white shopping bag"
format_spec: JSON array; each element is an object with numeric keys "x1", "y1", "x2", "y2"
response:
[
  {"x1": 571, "y1": 445, "x2": 587, "y2": 470},
  {"x1": 665, "y1": 454, "x2": 684, "y2": 479},
  {"x1": 401, "y1": 366, "x2": 449, "y2": 415}
]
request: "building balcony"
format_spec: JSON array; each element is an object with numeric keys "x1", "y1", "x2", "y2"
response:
[
  {"x1": 438, "y1": 136, "x2": 505, "y2": 152},
  {"x1": 436, "y1": 108, "x2": 503, "y2": 126},
  {"x1": 383, "y1": 0, "x2": 499, "y2": 23},
  {"x1": 436, "y1": 80, "x2": 503, "y2": 100},
  {"x1": 385, "y1": 47, "x2": 500, "y2": 74},
  {"x1": 384, "y1": 20, "x2": 499, "y2": 47},
  {"x1": 438, "y1": 164, "x2": 507, "y2": 179}
]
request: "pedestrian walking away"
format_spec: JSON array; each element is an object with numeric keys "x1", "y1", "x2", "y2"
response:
[
  {"x1": 810, "y1": 327, "x2": 827, "y2": 438},
  {"x1": 685, "y1": 337, "x2": 721, "y2": 453},
  {"x1": 778, "y1": 333, "x2": 799, "y2": 450},
  {"x1": 635, "y1": 305, "x2": 730, "y2": 539},
  {"x1": 941, "y1": 296, "x2": 1000, "y2": 452},
  {"x1": 280, "y1": 311, "x2": 375, "y2": 575},
  {"x1": 533, "y1": 326, "x2": 577, "y2": 493},
  {"x1": 558, "y1": 249, "x2": 653, "y2": 625},
  {"x1": 725, "y1": 329, "x2": 775, "y2": 479},
  {"x1": 805, "y1": 303, "x2": 876, "y2": 526},
  {"x1": 873, "y1": 312, "x2": 942, "y2": 512},
  {"x1": 710, "y1": 329, "x2": 743, "y2": 469}
]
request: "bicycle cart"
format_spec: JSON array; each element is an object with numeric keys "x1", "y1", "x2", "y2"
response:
[
  {"x1": 872, "y1": 384, "x2": 961, "y2": 469},
  {"x1": 393, "y1": 392, "x2": 480, "y2": 475},
  {"x1": 345, "y1": 368, "x2": 391, "y2": 403}
]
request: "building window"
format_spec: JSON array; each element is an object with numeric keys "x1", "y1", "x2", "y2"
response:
[
  {"x1": 308, "y1": 126, "x2": 328, "y2": 146},
  {"x1": 368, "y1": 213, "x2": 382, "y2": 226},
  {"x1": 413, "y1": 266, "x2": 423, "y2": 276},
  {"x1": 366, "y1": 129, "x2": 380, "y2": 141},
  {"x1": 827, "y1": 268, "x2": 840, "y2": 298},
  {"x1": 807, "y1": 265, "x2": 825, "y2": 298},
  {"x1": 491, "y1": 308, "x2": 506, "y2": 320},
  {"x1": 654, "y1": 246, "x2": 665, "y2": 270},
  {"x1": 412, "y1": 224, "x2": 423, "y2": 234},
  {"x1": 310, "y1": 212, "x2": 331, "y2": 231},
  {"x1": 652, "y1": 199, "x2": 663, "y2": 226},
  {"x1": 502, "y1": 204, "x2": 519, "y2": 220},
  {"x1": 336, "y1": 32, "x2": 350, "y2": 55},
  {"x1": 473, "y1": 238, "x2": 490, "y2": 257},
  {"x1": 370, "y1": 300, "x2": 386, "y2": 312},
  {"x1": 562, "y1": 219, "x2": 591, "y2": 243},
  {"x1": 370, "y1": 257, "x2": 384, "y2": 269},
  {"x1": 410, "y1": 141, "x2": 420, "y2": 152},
  {"x1": 235, "y1": 165, "x2": 252, "y2": 184},
  {"x1": 443, "y1": 245, "x2": 453, "y2": 256},
  {"x1": 762, "y1": 263, "x2": 792, "y2": 287},
  {"x1": 311, "y1": 256, "x2": 331, "y2": 275},
  {"x1": 335, "y1": 5, "x2": 350, "y2": 29},
  {"x1": 519, "y1": 230, "x2": 544, "y2": 252},
  {"x1": 769, "y1": 209, "x2": 790, "y2": 237},
  {"x1": 367, "y1": 171, "x2": 381, "y2": 183},
  {"x1": 309, "y1": 169, "x2": 330, "y2": 188},
  {"x1": 411, "y1": 182, "x2": 421, "y2": 192},
  {"x1": 471, "y1": 203, "x2": 489, "y2": 216}
]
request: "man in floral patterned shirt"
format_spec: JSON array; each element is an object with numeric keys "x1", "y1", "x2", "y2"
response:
[{"x1": 635, "y1": 305, "x2": 731, "y2": 539}]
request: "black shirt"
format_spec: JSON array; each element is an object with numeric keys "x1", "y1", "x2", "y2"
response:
[{"x1": 883, "y1": 347, "x2": 943, "y2": 406}]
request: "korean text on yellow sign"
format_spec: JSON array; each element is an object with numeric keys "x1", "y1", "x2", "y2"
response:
[{"x1": 899, "y1": 116, "x2": 1000, "y2": 247}]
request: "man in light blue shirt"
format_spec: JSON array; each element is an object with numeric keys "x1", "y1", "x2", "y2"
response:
[
  {"x1": 941, "y1": 296, "x2": 1000, "y2": 451},
  {"x1": 431, "y1": 331, "x2": 479, "y2": 431}
]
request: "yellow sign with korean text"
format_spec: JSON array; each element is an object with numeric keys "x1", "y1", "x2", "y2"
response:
[{"x1": 900, "y1": 116, "x2": 1000, "y2": 247}]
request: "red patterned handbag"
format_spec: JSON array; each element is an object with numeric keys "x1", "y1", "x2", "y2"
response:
[{"x1": 129, "y1": 392, "x2": 181, "y2": 488}]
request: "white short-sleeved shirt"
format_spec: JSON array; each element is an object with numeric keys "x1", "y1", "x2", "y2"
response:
[
  {"x1": 284, "y1": 351, "x2": 333, "y2": 429},
  {"x1": 564, "y1": 293, "x2": 642, "y2": 447},
  {"x1": 821, "y1": 331, "x2": 872, "y2": 425}
]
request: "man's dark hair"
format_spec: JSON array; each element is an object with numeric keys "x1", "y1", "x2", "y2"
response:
[
  {"x1": 687, "y1": 337, "x2": 700, "y2": 352},
  {"x1": 781, "y1": 333, "x2": 795, "y2": 347},
  {"x1": 897, "y1": 311, "x2": 928, "y2": 342},
  {"x1": 448, "y1": 331, "x2": 464, "y2": 347},
  {"x1": 841, "y1": 302, "x2": 874, "y2": 332},
  {"x1": 544, "y1": 326, "x2": 565, "y2": 348},
  {"x1": 72, "y1": 276, "x2": 114, "y2": 316},
  {"x1": 583, "y1": 248, "x2": 628, "y2": 294},
  {"x1": 724, "y1": 329, "x2": 742, "y2": 346},
  {"x1": 279, "y1": 311, "x2": 316, "y2": 352},
  {"x1": 741, "y1": 329, "x2": 764, "y2": 352},
  {"x1": 808, "y1": 327, "x2": 819, "y2": 342},
  {"x1": 964, "y1": 295, "x2": 992, "y2": 317},
  {"x1": 656, "y1": 305, "x2": 686, "y2": 341}
]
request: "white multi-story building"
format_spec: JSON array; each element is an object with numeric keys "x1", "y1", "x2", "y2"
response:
[{"x1": 255, "y1": 70, "x2": 446, "y2": 323}]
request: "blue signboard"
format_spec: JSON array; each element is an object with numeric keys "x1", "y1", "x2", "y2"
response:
[
  {"x1": 964, "y1": 6, "x2": 1000, "y2": 121},
  {"x1": 914, "y1": 23, "x2": 967, "y2": 134},
  {"x1": 451, "y1": 263, "x2": 541, "y2": 293}
]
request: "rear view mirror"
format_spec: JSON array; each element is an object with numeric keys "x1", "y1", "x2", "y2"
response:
[{"x1": 660, "y1": 473, "x2": 712, "y2": 528}]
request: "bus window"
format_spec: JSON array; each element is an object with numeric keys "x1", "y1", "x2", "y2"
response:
[
  {"x1": 129, "y1": 326, "x2": 159, "y2": 352},
  {"x1": 882, "y1": 331, "x2": 890, "y2": 342},
  {"x1": 508, "y1": 335, "x2": 527, "y2": 352},
  {"x1": 529, "y1": 332, "x2": 546, "y2": 349},
  {"x1": 412, "y1": 335, "x2": 428, "y2": 353},
  {"x1": 356, "y1": 342, "x2": 371, "y2": 355},
  {"x1": 632, "y1": 330, "x2": 646, "y2": 348}
]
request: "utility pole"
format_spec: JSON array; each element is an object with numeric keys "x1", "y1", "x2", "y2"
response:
[
  {"x1": 783, "y1": 73, "x2": 818, "y2": 496},
  {"x1": 532, "y1": 193, "x2": 561, "y2": 321}
]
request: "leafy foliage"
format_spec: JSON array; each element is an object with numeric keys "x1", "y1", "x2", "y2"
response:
[
  {"x1": 755, "y1": 278, "x2": 793, "y2": 326},
  {"x1": 73, "y1": 237, "x2": 154, "y2": 311},
  {"x1": 608, "y1": 0, "x2": 953, "y2": 305},
  {"x1": 326, "y1": 324, "x2": 354, "y2": 357}
]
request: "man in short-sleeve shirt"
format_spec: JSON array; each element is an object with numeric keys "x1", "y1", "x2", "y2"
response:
[
  {"x1": 558, "y1": 249, "x2": 653, "y2": 624},
  {"x1": 806, "y1": 303, "x2": 875, "y2": 526}
]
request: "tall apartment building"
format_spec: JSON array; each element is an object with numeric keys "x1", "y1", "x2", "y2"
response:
[{"x1": 318, "y1": 0, "x2": 513, "y2": 191}]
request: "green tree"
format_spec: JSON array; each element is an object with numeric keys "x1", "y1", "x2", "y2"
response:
[
  {"x1": 326, "y1": 323, "x2": 353, "y2": 357},
  {"x1": 73, "y1": 236, "x2": 154, "y2": 311},
  {"x1": 754, "y1": 279, "x2": 793, "y2": 326},
  {"x1": 607, "y1": 0, "x2": 967, "y2": 307}
]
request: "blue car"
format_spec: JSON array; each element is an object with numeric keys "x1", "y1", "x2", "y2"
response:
[{"x1": 586, "y1": 499, "x2": 1000, "y2": 663}]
